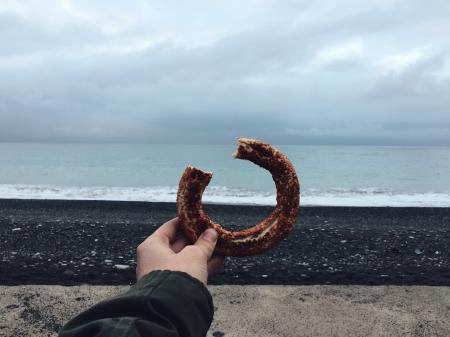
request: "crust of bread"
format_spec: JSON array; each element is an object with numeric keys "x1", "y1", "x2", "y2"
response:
[{"x1": 176, "y1": 138, "x2": 300, "y2": 256}]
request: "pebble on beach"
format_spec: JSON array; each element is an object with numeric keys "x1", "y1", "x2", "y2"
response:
[{"x1": 113, "y1": 264, "x2": 131, "y2": 271}]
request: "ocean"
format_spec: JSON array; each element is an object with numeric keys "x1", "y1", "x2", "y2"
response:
[{"x1": 0, "y1": 143, "x2": 449, "y2": 207}]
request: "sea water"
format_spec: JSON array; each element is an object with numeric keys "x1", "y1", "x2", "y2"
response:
[{"x1": 0, "y1": 143, "x2": 449, "y2": 207}]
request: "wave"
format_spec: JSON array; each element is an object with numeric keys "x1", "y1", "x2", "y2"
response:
[{"x1": 0, "y1": 184, "x2": 449, "y2": 207}]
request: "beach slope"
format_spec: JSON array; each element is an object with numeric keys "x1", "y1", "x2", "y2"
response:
[{"x1": 1, "y1": 199, "x2": 449, "y2": 285}]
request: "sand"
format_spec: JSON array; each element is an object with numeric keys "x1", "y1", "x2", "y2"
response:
[{"x1": 1, "y1": 284, "x2": 449, "y2": 337}]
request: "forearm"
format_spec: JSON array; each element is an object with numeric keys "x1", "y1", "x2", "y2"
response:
[{"x1": 58, "y1": 270, "x2": 214, "y2": 337}]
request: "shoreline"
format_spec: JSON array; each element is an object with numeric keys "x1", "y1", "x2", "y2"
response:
[
  {"x1": 1, "y1": 189, "x2": 450, "y2": 207},
  {"x1": 1, "y1": 198, "x2": 449, "y2": 286}
]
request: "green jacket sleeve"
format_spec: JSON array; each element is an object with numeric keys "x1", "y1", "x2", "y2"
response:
[{"x1": 58, "y1": 270, "x2": 214, "y2": 337}]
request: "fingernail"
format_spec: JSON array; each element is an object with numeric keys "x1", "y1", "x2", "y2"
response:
[{"x1": 203, "y1": 228, "x2": 218, "y2": 242}]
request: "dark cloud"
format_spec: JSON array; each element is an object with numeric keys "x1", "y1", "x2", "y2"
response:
[{"x1": 0, "y1": 1, "x2": 449, "y2": 145}]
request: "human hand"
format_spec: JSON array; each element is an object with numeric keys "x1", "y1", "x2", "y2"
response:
[{"x1": 136, "y1": 217, "x2": 225, "y2": 285}]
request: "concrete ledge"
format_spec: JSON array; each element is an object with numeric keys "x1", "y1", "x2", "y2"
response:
[{"x1": 1, "y1": 285, "x2": 449, "y2": 337}]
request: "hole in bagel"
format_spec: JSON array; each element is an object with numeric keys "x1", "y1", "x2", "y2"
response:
[
  {"x1": 200, "y1": 155, "x2": 277, "y2": 235},
  {"x1": 203, "y1": 202, "x2": 274, "y2": 235}
]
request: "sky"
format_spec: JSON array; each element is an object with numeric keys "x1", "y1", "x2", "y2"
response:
[{"x1": 0, "y1": 0, "x2": 449, "y2": 145}]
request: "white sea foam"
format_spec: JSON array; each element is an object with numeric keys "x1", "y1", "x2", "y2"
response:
[{"x1": 0, "y1": 184, "x2": 449, "y2": 207}]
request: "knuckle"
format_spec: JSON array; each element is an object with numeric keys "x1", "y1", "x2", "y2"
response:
[
  {"x1": 136, "y1": 243, "x2": 146, "y2": 255},
  {"x1": 186, "y1": 245, "x2": 205, "y2": 258},
  {"x1": 196, "y1": 246, "x2": 210, "y2": 258},
  {"x1": 183, "y1": 245, "x2": 196, "y2": 254}
]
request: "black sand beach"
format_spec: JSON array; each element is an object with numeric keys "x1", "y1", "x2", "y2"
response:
[{"x1": 0, "y1": 199, "x2": 449, "y2": 286}]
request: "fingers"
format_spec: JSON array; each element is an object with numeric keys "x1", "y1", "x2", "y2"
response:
[
  {"x1": 207, "y1": 255, "x2": 225, "y2": 275},
  {"x1": 193, "y1": 228, "x2": 218, "y2": 260},
  {"x1": 171, "y1": 236, "x2": 189, "y2": 253},
  {"x1": 152, "y1": 217, "x2": 179, "y2": 243}
]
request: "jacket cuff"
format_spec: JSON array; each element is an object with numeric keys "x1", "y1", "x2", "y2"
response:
[{"x1": 130, "y1": 270, "x2": 214, "y2": 333}]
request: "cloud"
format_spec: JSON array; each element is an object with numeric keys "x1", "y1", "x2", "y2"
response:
[
  {"x1": 0, "y1": 0, "x2": 449, "y2": 145},
  {"x1": 376, "y1": 48, "x2": 426, "y2": 74}
]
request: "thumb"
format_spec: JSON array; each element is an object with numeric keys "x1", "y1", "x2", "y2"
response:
[{"x1": 194, "y1": 228, "x2": 218, "y2": 260}]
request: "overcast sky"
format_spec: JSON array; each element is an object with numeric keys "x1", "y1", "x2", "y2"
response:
[{"x1": 1, "y1": 0, "x2": 449, "y2": 145}]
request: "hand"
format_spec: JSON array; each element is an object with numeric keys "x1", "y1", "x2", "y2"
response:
[{"x1": 136, "y1": 217, "x2": 225, "y2": 285}]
